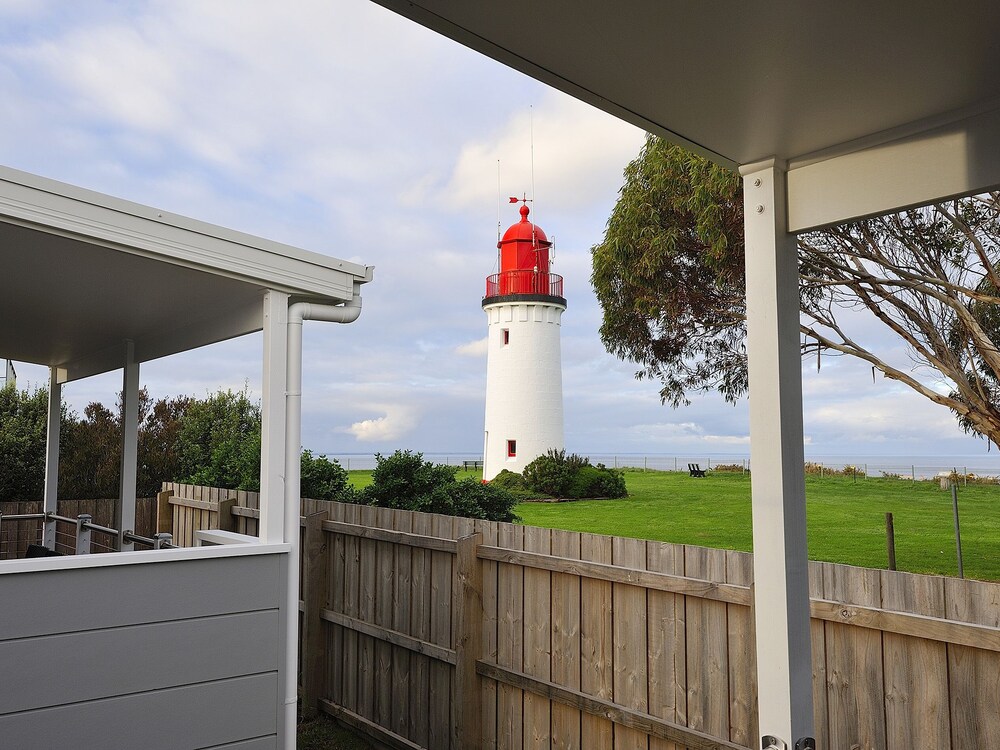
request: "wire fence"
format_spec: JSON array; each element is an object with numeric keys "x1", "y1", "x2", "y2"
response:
[{"x1": 320, "y1": 452, "x2": 1000, "y2": 482}]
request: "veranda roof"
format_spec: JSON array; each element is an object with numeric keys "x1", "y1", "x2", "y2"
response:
[
  {"x1": 0, "y1": 165, "x2": 372, "y2": 382},
  {"x1": 372, "y1": 0, "x2": 1000, "y2": 227}
]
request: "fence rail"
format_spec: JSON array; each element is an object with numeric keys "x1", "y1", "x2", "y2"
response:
[{"x1": 0, "y1": 498, "x2": 157, "y2": 558}]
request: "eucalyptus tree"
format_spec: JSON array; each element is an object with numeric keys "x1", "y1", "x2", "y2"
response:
[{"x1": 592, "y1": 135, "x2": 1000, "y2": 443}]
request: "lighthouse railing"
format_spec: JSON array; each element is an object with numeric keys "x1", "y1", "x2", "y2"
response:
[{"x1": 485, "y1": 271, "x2": 563, "y2": 298}]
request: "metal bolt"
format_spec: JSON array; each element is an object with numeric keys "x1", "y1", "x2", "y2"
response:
[
  {"x1": 756, "y1": 205, "x2": 765, "y2": 214},
  {"x1": 753, "y1": 178, "x2": 762, "y2": 187}
]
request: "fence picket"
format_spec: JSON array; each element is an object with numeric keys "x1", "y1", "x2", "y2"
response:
[
  {"x1": 823, "y1": 563, "x2": 886, "y2": 749},
  {"x1": 408, "y1": 510, "x2": 432, "y2": 748},
  {"x1": 429, "y1": 514, "x2": 454, "y2": 749},
  {"x1": 808, "y1": 561, "x2": 829, "y2": 750},
  {"x1": 880, "y1": 569, "x2": 949, "y2": 749},
  {"x1": 613, "y1": 536, "x2": 649, "y2": 750},
  {"x1": 684, "y1": 546, "x2": 730, "y2": 740},
  {"x1": 477, "y1": 518, "x2": 500, "y2": 750},
  {"x1": 579, "y1": 533, "x2": 614, "y2": 749},
  {"x1": 390, "y1": 508, "x2": 414, "y2": 739},
  {"x1": 497, "y1": 521, "x2": 525, "y2": 750},
  {"x1": 523, "y1": 525, "x2": 553, "y2": 750},
  {"x1": 945, "y1": 576, "x2": 1000, "y2": 746},
  {"x1": 646, "y1": 541, "x2": 686, "y2": 750},
  {"x1": 550, "y1": 528, "x2": 582, "y2": 750}
]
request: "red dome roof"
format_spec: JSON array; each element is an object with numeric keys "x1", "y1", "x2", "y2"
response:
[{"x1": 499, "y1": 204, "x2": 550, "y2": 247}]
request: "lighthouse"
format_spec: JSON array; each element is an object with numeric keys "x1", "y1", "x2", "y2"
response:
[{"x1": 482, "y1": 201, "x2": 566, "y2": 480}]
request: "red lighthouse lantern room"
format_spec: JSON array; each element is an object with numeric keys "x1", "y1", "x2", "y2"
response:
[{"x1": 484, "y1": 203, "x2": 565, "y2": 301}]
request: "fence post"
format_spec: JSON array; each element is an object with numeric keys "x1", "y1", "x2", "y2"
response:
[
  {"x1": 217, "y1": 496, "x2": 237, "y2": 533},
  {"x1": 156, "y1": 490, "x2": 172, "y2": 534},
  {"x1": 885, "y1": 512, "x2": 896, "y2": 570},
  {"x1": 301, "y1": 510, "x2": 330, "y2": 720},
  {"x1": 75, "y1": 514, "x2": 92, "y2": 555},
  {"x1": 453, "y1": 532, "x2": 483, "y2": 749},
  {"x1": 951, "y1": 482, "x2": 964, "y2": 579}
]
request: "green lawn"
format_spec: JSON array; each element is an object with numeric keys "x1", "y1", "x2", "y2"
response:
[{"x1": 347, "y1": 467, "x2": 1000, "y2": 580}]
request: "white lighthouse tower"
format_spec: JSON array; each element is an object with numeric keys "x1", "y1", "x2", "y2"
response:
[{"x1": 482, "y1": 201, "x2": 566, "y2": 480}]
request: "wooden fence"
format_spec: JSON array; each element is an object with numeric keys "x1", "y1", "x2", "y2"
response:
[
  {"x1": 0, "y1": 497, "x2": 156, "y2": 557},
  {"x1": 163, "y1": 485, "x2": 1000, "y2": 749}
]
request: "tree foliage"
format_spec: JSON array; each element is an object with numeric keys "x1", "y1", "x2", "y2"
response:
[
  {"x1": 0, "y1": 383, "x2": 355, "y2": 502},
  {"x1": 175, "y1": 388, "x2": 261, "y2": 490},
  {"x1": 592, "y1": 134, "x2": 1000, "y2": 444},
  {"x1": 0, "y1": 383, "x2": 61, "y2": 501},
  {"x1": 300, "y1": 450, "x2": 354, "y2": 503}
]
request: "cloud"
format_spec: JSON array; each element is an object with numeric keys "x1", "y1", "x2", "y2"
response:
[
  {"x1": 439, "y1": 91, "x2": 644, "y2": 216},
  {"x1": 348, "y1": 405, "x2": 418, "y2": 442},
  {"x1": 455, "y1": 337, "x2": 488, "y2": 357}
]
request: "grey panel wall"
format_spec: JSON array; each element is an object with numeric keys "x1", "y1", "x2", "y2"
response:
[{"x1": 0, "y1": 552, "x2": 286, "y2": 750}]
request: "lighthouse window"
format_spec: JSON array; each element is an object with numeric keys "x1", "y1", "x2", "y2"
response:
[
  {"x1": 507, "y1": 440, "x2": 516, "y2": 457},
  {"x1": 502, "y1": 328, "x2": 510, "y2": 346}
]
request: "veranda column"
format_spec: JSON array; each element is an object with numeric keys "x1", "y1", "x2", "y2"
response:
[
  {"x1": 740, "y1": 159, "x2": 814, "y2": 748},
  {"x1": 118, "y1": 341, "x2": 139, "y2": 551},
  {"x1": 259, "y1": 290, "x2": 289, "y2": 544},
  {"x1": 41, "y1": 369, "x2": 61, "y2": 549}
]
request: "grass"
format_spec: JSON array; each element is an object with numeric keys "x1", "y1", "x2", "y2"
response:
[
  {"x1": 517, "y1": 470, "x2": 1000, "y2": 580},
  {"x1": 297, "y1": 715, "x2": 374, "y2": 750},
  {"x1": 347, "y1": 467, "x2": 1000, "y2": 580}
]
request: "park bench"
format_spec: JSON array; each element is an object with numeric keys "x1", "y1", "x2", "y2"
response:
[
  {"x1": 688, "y1": 463, "x2": 707, "y2": 477},
  {"x1": 463, "y1": 460, "x2": 484, "y2": 470}
]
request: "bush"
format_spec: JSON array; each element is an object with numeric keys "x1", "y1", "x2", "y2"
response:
[
  {"x1": 567, "y1": 464, "x2": 627, "y2": 499},
  {"x1": 522, "y1": 449, "x2": 587, "y2": 496},
  {"x1": 490, "y1": 469, "x2": 526, "y2": 491},
  {"x1": 300, "y1": 450, "x2": 354, "y2": 503},
  {"x1": 361, "y1": 450, "x2": 518, "y2": 521},
  {"x1": 523, "y1": 449, "x2": 627, "y2": 499}
]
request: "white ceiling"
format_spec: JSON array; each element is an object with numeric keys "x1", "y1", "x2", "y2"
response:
[
  {"x1": 372, "y1": 0, "x2": 1000, "y2": 168},
  {"x1": 373, "y1": 0, "x2": 1000, "y2": 229}
]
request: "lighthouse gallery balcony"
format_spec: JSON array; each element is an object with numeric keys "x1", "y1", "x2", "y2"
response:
[{"x1": 483, "y1": 270, "x2": 566, "y2": 307}]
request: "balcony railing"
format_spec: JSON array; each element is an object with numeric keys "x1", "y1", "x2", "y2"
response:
[{"x1": 485, "y1": 271, "x2": 564, "y2": 298}]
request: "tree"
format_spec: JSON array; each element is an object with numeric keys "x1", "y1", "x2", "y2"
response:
[
  {"x1": 592, "y1": 134, "x2": 1000, "y2": 444},
  {"x1": 60, "y1": 389, "x2": 191, "y2": 498},
  {"x1": 175, "y1": 388, "x2": 261, "y2": 491},
  {"x1": 300, "y1": 450, "x2": 354, "y2": 503},
  {"x1": 0, "y1": 382, "x2": 69, "y2": 501}
]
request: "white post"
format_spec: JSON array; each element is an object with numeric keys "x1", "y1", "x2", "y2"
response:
[
  {"x1": 42, "y1": 369, "x2": 61, "y2": 549},
  {"x1": 260, "y1": 291, "x2": 289, "y2": 544},
  {"x1": 118, "y1": 341, "x2": 139, "y2": 551},
  {"x1": 741, "y1": 159, "x2": 814, "y2": 748}
]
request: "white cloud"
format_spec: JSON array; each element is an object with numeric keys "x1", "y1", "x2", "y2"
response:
[
  {"x1": 455, "y1": 337, "x2": 488, "y2": 357},
  {"x1": 440, "y1": 92, "x2": 644, "y2": 216},
  {"x1": 348, "y1": 405, "x2": 418, "y2": 442}
]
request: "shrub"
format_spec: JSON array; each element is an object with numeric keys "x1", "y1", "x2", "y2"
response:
[
  {"x1": 522, "y1": 448, "x2": 587, "y2": 496},
  {"x1": 567, "y1": 464, "x2": 627, "y2": 499},
  {"x1": 523, "y1": 449, "x2": 627, "y2": 499},
  {"x1": 490, "y1": 469, "x2": 526, "y2": 491},
  {"x1": 361, "y1": 450, "x2": 518, "y2": 522},
  {"x1": 300, "y1": 450, "x2": 354, "y2": 503}
]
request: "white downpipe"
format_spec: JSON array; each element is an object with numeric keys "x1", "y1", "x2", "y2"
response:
[{"x1": 282, "y1": 290, "x2": 362, "y2": 749}]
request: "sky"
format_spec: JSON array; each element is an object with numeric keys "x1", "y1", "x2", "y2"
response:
[{"x1": 0, "y1": 0, "x2": 995, "y2": 465}]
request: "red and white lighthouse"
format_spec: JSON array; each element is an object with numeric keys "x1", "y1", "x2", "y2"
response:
[{"x1": 482, "y1": 201, "x2": 566, "y2": 480}]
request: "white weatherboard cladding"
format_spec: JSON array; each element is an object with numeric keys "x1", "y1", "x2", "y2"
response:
[{"x1": 482, "y1": 300, "x2": 565, "y2": 480}]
